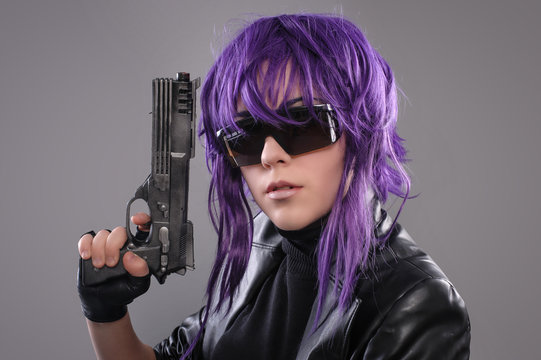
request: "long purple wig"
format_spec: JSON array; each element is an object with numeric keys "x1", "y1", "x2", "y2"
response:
[{"x1": 198, "y1": 12, "x2": 410, "y2": 337}]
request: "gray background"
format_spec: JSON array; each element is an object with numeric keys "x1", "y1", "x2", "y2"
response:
[{"x1": 0, "y1": 0, "x2": 539, "y2": 358}]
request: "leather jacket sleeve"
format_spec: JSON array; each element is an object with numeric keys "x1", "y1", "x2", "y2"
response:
[
  {"x1": 153, "y1": 308, "x2": 205, "y2": 360},
  {"x1": 353, "y1": 278, "x2": 471, "y2": 360}
]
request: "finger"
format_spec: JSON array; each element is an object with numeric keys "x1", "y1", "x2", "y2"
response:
[
  {"x1": 104, "y1": 226, "x2": 127, "y2": 267},
  {"x1": 78, "y1": 233, "x2": 94, "y2": 260},
  {"x1": 131, "y1": 212, "x2": 151, "y2": 231},
  {"x1": 122, "y1": 251, "x2": 149, "y2": 277},
  {"x1": 91, "y1": 229, "x2": 109, "y2": 268}
]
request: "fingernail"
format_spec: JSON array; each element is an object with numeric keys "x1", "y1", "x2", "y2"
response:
[
  {"x1": 106, "y1": 257, "x2": 115, "y2": 267},
  {"x1": 81, "y1": 251, "x2": 89, "y2": 259},
  {"x1": 92, "y1": 258, "x2": 103, "y2": 268}
]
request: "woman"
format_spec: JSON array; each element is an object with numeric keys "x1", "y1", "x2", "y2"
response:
[{"x1": 78, "y1": 14, "x2": 470, "y2": 359}]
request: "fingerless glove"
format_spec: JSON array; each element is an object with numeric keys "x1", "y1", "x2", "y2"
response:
[{"x1": 77, "y1": 231, "x2": 151, "y2": 322}]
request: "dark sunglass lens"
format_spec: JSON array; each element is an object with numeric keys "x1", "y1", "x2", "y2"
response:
[
  {"x1": 232, "y1": 153, "x2": 261, "y2": 167},
  {"x1": 224, "y1": 123, "x2": 266, "y2": 166},
  {"x1": 288, "y1": 124, "x2": 334, "y2": 155},
  {"x1": 282, "y1": 109, "x2": 338, "y2": 155}
]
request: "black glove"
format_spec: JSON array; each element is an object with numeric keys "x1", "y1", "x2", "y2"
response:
[{"x1": 77, "y1": 231, "x2": 151, "y2": 323}]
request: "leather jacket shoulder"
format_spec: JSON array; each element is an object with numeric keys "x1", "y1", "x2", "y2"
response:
[{"x1": 154, "y1": 210, "x2": 471, "y2": 359}]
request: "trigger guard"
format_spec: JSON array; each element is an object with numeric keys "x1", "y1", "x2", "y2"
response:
[{"x1": 126, "y1": 196, "x2": 152, "y2": 246}]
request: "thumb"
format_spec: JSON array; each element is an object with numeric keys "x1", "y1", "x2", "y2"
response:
[{"x1": 122, "y1": 251, "x2": 149, "y2": 277}]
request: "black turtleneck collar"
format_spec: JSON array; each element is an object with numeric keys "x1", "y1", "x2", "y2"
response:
[
  {"x1": 273, "y1": 216, "x2": 329, "y2": 278},
  {"x1": 274, "y1": 215, "x2": 328, "y2": 255}
]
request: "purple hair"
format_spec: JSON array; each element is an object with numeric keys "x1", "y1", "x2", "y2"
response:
[{"x1": 192, "y1": 13, "x2": 410, "y2": 353}]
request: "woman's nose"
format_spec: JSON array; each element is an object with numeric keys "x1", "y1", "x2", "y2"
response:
[{"x1": 260, "y1": 136, "x2": 291, "y2": 168}]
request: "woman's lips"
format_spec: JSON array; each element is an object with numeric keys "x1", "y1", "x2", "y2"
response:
[{"x1": 266, "y1": 181, "x2": 302, "y2": 200}]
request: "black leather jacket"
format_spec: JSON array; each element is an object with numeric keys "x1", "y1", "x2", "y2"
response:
[{"x1": 154, "y1": 207, "x2": 471, "y2": 359}]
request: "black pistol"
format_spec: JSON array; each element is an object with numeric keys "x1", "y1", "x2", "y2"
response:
[{"x1": 81, "y1": 72, "x2": 200, "y2": 286}]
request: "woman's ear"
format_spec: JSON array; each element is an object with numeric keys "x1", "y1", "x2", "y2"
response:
[{"x1": 342, "y1": 154, "x2": 356, "y2": 199}]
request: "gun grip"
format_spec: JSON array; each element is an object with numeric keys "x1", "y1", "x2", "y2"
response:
[{"x1": 79, "y1": 248, "x2": 130, "y2": 287}]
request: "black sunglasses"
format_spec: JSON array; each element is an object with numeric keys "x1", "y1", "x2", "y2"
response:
[{"x1": 216, "y1": 103, "x2": 340, "y2": 167}]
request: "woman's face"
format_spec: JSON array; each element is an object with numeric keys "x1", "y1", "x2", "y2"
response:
[{"x1": 239, "y1": 93, "x2": 346, "y2": 231}]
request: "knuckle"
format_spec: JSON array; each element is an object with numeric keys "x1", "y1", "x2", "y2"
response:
[
  {"x1": 79, "y1": 233, "x2": 93, "y2": 242},
  {"x1": 78, "y1": 235, "x2": 89, "y2": 247},
  {"x1": 135, "y1": 212, "x2": 151, "y2": 222},
  {"x1": 112, "y1": 225, "x2": 125, "y2": 233},
  {"x1": 108, "y1": 228, "x2": 127, "y2": 248},
  {"x1": 92, "y1": 233, "x2": 106, "y2": 251},
  {"x1": 96, "y1": 229, "x2": 110, "y2": 238}
]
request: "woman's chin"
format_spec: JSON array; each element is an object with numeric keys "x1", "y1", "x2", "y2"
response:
[{"x1": 268, "y1": 212, "x2": 316, "y2": 231}]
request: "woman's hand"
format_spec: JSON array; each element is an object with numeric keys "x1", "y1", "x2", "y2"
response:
[
  {"x1": 76, "y1": 213, "x2": 152, "y2": 323},
  {"x1": 78, "y1": 212, "x2": 151, "y2": 276}
]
